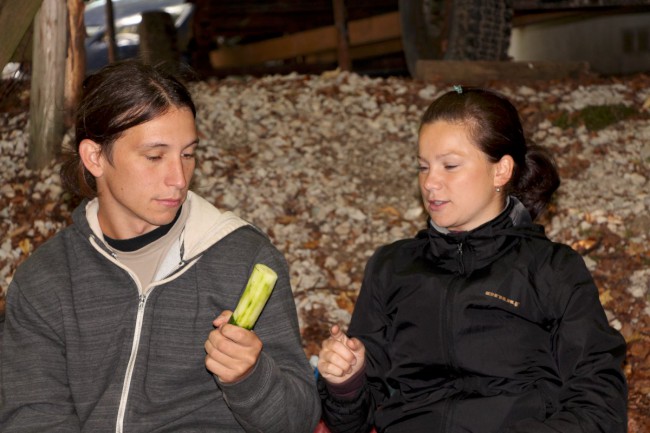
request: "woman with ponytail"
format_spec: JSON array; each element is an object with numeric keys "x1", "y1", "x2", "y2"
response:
[{"x1": 317, "y1": 87, "x2": 627, "y2": 432}]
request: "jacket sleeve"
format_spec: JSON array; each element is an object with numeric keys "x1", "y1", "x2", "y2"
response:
[
  {"x1": 217, "y1": 241, "x2": 321, "y2": 433},
  {"x1": 0, "y1": 280, "x2": 81, "y2": 432},
  {"x1": 319, "y1": 249, "x2": 391, "y2": 433},
  {"x1": 506, "y1": 245, "x2": 628, "y2": 433},
  {"x1": 317, "y1": 373, "x2": 374, "y2": 433}
]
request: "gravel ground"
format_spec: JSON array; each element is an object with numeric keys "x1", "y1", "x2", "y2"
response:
[{"x1": 1, "y1": 71, "x2": 649, "y2": 431}]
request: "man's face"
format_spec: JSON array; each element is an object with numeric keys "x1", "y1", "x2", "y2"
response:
[{"x1": 92, "y1": 107, "x2": 198, "y2": 239}]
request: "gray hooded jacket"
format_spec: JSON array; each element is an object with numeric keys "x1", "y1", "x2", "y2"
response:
[{"x1": 0, "y1": 191, "x2": 320, "y2": 432}]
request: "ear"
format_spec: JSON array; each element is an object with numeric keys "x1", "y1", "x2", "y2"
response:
[
  {"x1": 78, "y1": 139, "x2": 105, "y2": 178},
  {"x1": 494, "y1": 155, "x2": 514, "y2": 189}
]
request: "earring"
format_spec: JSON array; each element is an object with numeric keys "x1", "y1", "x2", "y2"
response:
[{"x1": 496, "y1": 186, "x2": 501, "y2": 192}]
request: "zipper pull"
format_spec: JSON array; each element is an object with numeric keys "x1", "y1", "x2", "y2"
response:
[
  {"x1": 457, "y1": 242, "x2": 465, "y2": 274},
  {"x1": 138, "y1": 294, "x2": 146, "y2": 309}
]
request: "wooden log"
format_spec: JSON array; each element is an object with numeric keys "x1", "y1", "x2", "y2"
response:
[
  {"x1": 0, "y1": 0, "x2": 42, "y2": 69},
  {"x1": 65, "y1": 0, "x2": 86, "y2": 129},
  {"x1": 415, "y1": 60, "x2": 591, "y2": 85},
  {"x1": 28, "y1": 0, "x2": 67, "y2": 170},
  {"x1": 210, "y1": 11, "x2": 401, "y2": 69}
]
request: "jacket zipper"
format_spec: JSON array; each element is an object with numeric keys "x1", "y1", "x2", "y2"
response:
[
  {"x1": 116, "y1": 293, "x2": 148, "y2": 433},
  {"x1": 442, "y1": 247, "x2": 462, "y2": 432},
  {"x1": 89, "y1": 234, "x2": 197, "y2": 432}
]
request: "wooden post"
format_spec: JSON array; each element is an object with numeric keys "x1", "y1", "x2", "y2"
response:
[
  {"x1": 0, "y1": 0, "x2": 42, "y2": 70},
  {"x1": 139, "y1": 11, "x2": 179, "y2": 72},
  {"x1": 28, "y1": 0, "x2": 67, "y2": 170},
  {"x1": 65, "y1": 0, "x2": 86, "y2": 128},
  {"x1": 332, "y1": 0, "x2": 351, "y2": 71},
  {"x1": 105, "y1": 0, "x2": 117, "y2": 63}
]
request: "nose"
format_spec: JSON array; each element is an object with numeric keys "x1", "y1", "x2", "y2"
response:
[
  {"x1": 166, "y1": 157, "x2": 190, "y2": 189},
  {"x1": 422, "y1": 169, "x2": 442, "y2": 191}
]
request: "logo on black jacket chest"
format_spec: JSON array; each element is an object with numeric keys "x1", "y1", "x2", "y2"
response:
[{"x1": 484, "y1": 290, "x2": 520, "y2": 308}]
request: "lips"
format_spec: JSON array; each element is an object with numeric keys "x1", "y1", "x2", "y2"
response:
[
  {"x1": 157, "y1": 198, "x2": 183, "y2": 207},
  {"x1": 427, "y1": 199, "x2": 449, "y2": 211}
]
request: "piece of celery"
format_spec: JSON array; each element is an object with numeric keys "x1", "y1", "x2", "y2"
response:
[{"x1": 228, "y1": 264, "x2": 278, "y2": 330}]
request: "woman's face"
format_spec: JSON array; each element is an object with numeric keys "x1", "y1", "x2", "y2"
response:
[
  {"x1": 87, "y1": 107, "x2": 198, "y2": 239},
  {"x1": 418, "y1": 120, "x2": 506, "y2": 232}
]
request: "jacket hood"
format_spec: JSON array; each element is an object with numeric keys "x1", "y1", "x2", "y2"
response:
[
  {"x1": 72, "y1": 191, "x2": 250, "y2": 272},
  {"x1": 416, "y1": 197, "x2": 547, "y2": 275}
]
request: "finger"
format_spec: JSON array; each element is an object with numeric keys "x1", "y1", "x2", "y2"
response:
[
  {"x1": 346, "y1": 337, "x2": 363, "y2": 352},
  {"x1": 213, "y1": 310, "x2": 233, "y2": 327},
  {"x1": 205, "y1": 353, "x2": 242, "y2": 381},
  {"x1": 209, "y1": 328, "x2": 263, "y2": 364},
  {"x1": 205, "y1": 333, "x2": 251, "y2": 371},
  {"x1": 325, "y1": 350, "x2": 356, "y2": 374},
  {"x1": 220, "y1": 323, "x2": 262, "y2": 348},
  {"x1": 321, "y1": 339, "x2": 357, "y2": 366}
]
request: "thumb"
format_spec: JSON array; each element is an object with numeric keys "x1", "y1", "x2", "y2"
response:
[
  {"x1": 214, "y1": 310, "x2": 233, "y2": 328},
  {"x1": 330, "y1": 324, "x2": 347, "y2": 341}
]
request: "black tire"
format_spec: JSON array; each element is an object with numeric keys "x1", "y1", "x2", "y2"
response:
[{"x1": 399, "y1": 0, "x2": 513, "y2": 77}]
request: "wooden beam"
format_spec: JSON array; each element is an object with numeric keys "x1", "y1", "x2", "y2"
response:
[
  {"x1": 348, "y1": 10, "x2": 401, "y2": 45},
  {"x1": 415, "y1": 60, "x2": 591, "y2": 85},
  {"x1": 305, "y1": 39, "x2": 403, "y2": 64},
  {"x1": 0, "y1": 0, "x2": 42, "y2": 69},
  {"x1": 28, "y1": 0, "x2": 67, "y2": 169},
  {"x1": 210, "y1": 11, "x2": 401, "y2": 69}
]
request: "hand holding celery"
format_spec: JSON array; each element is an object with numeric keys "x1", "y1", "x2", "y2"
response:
[{"x1": 228, "y1": 264, "x2": 278, "y2": 330}]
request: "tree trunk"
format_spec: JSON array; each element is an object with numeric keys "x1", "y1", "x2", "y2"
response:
[
  {"x1": 28, "y1": 0, "x2": 67, "y2": 170},
  {"x1": 65, "y1": 0, "x2": 86, "y2": 129}
]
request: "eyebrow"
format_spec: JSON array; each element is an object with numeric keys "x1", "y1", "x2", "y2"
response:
[
  {"x1": 140, "y1": 138, "x2": 199, "y2": 149},
  {"x1": 418, "y1": 151, "x2": 461, "y2": 160}
]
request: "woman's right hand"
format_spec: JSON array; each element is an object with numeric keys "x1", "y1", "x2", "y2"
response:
[{"x1": 317, "y1": 325, "x2": 366, "y2": 384}]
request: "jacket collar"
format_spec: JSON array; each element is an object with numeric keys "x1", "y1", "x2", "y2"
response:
[
  {"x1": 417, "y1": 197, "x2": 546, "y2": 275},
  {"x1": 72, "y1": 191, "x2": 251, "y2": 263}
]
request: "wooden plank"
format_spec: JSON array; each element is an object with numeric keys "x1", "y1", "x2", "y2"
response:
[
  {"x1": 415, "y1": 60, "x2": 591, "y2": 85},
  {"x1": 28, "y1": 0, "x2": 67, "y2": 169},
  {"x1": 348, "y1": 10, "x2": 401, "y2": 45},
  {"x1": 210, "y1": 11, "x2": 401, "y2": 69},
  {"x1": 305, "y1": 39, "x2": 403, "y2": 64},
  {"x1": 0, "y1": 0, "x2": 42, "y2": 69}
]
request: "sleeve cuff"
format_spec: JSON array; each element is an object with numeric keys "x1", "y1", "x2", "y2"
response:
[{"x1": 324, "y1": 363, "x2": 366, "y2": 400}]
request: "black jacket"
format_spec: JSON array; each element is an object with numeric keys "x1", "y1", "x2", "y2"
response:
[{"x1": 320, "y1": 199, "x2": 627, "y2": 433}]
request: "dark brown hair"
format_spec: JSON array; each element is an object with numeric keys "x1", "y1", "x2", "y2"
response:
[
  {"x1": 420, "y1": 87, "x2": 560, "y2": 221},
  {"x1": 60, "y1": 60, "x2": 197, "y2": 199}
]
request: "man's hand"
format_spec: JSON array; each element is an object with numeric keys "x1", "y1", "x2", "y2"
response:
[
  {"x1": 204, "y1": 310, "x2": 263, "y2": 383},
  {"x1": 317, "y1": 325, "x2": 366, "y2": 384}
]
